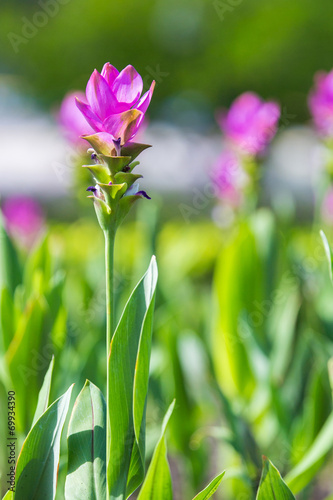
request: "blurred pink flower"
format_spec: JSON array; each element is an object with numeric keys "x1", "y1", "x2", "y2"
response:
[
  {"x1": 211, "y1": 149, "x2": 247, "y2": 206},
  {"x1": 76, "y1": 63, "x2": 155, "y2": 145},
  {"x1": 59, "y1": 91, "x2": 94, "y2": 147},
  {"x1": 321, "y1": 187, "x2": 333, "y2": 224},
  {"x1": 309, "y1": 70, "x2": 333, "y2": 137},
  {"x1": 2, "y1": 196, "x2": 44, "y2": 247},
  {"x1": 218, "y1": 92, "x2": 280, "y2": 156}
]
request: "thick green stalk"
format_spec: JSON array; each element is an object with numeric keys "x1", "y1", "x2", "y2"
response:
[{"x1": 104, "y1": 227, "x2": 116, "y2": 500}]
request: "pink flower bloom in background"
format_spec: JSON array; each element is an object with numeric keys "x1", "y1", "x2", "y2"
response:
[
  {"x1": 321, "y1": 187, "x2": 333, "y2": 224},
  {"x1": 76, "y1": 63, "x2": 155, "y2": 144},
  {"x1": 309, "y1": 70, "x2": 333, "y2": 137},
  {"x1": 211, "y1": 149, "x2": 247, "y2": 206},
  {"x1": 218, "y1": 92, "x2": 280, "y2": 156},
  {"x1": 2, "y1": 196, "x2": 44, "y2": 247},
  {"x1": 59, "y1": 91, "x2": 94, "y2": 147}
]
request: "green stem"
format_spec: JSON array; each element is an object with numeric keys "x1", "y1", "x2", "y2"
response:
[{"x1": 104, "y1": 227, "x2": 116, "y2": 500}]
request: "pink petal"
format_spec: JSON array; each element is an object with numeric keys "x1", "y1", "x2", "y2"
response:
[
  {"x1": 136, "y1": 81, "x2": 155, "y2": 114},
  {"x1": 75, "y1": 97, "x2": 103, "y2": 132},
  {"x1": 257, "y1": 101, "x2": 280, "y2": 128},
  {"x1": 112, "y1": 65, "x2": 143, "y2": 107},
  {"x1": 86, "y1": 69, "x2": 118, "y2": 121},
  {"x1": 101, "y1": 63, "x2": 119, "y2": 87},
  {"x1": 103, "y1": 109, "x2": 144, "y2": 144},
  {"x1": 226, "y1": 93, "x2": 262, "y2": 133}
]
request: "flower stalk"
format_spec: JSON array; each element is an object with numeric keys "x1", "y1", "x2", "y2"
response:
[{"x1": 104, "y1": 226, "x2": 115, "y2": 497}]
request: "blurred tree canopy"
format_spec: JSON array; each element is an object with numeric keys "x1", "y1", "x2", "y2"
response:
[{"x1": 1, "y1": 0, "x2": 333, "y2": 126}]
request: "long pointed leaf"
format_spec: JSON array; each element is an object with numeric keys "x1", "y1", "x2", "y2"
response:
[
  {"x1": 5, "y1": 298, "x2": 44, "y2": 432},
  {"x1": 0, "y1": 214, "x2": 21, "y2": 294},
  {"x1": 285, "y1": 413, "x2": 333, "y2": 493},
  {"x1": 32, "y1": 355, "x2": 55, "y2": 427},
  {"x1": 0, "y1": 287, "x2": 15, "y2": 354},
  {"x1": 15, "y1": 384, "x2": 73, "y2": 500},
  {"x1": 192, "y1": 472, "x2": 225, "y2": 500},
  {"x1": 108, "y1": 256, "x2": 158, "y2": 499},
  {"x1": 65, "y1": 380, "x2": 106, "y2": 500},
  {"x1": 137, "y1": 400, "x2": 175, "y2": 500},
  {"x1": 320, "y1": 230, "x2": 333, "y2": 283}
]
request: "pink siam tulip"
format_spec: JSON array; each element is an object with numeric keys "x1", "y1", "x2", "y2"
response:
[
  {"x1": 218, "y1": 92, "x2": 280, "y2": 156},
  {"x1": 309, "y1": 70, "x2": 333, "y2": 137},
  {"x1": 59, "y1": 91, "x2": 94, "y2": 147},
  {"x1": 76, "y1": 63, "x2": 155, "y2": 147},
  {"x1": 211, "y1": 149, "x2": 247, "y2": 207},
  {"x1": 2, "y1": 196, "x2": 44, "y2": 247}
]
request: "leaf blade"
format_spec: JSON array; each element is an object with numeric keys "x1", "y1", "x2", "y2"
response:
[
  {"x1": 32, "y1": 355, "x2": 55, "y2": 427},
  {"x1": 285, "y1": 413, "x2": 333, "y2": 494},
  {"x1": 320, "y1": 230, "x2": 333, "y2": 282},
  {"x1": 108, "y1": 256, "x2": 158, "y2": 499},
  {"x1": 192, "y1": 472, "x2": 225, "y2": 500}
]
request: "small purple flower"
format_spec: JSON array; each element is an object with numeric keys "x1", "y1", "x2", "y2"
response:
[
  {"x1": 322, "y1": 187, "x2": 333, "y2": 224},
  {"x1": 218, "y1": 92, "x2": 280, "y2": 156},
  {"x1": 76, "y1": 63, "x2": 155, "y2": 145},
  {"x1": 211, "y1": 149, "x2": 247, "y2": 206},
  {"x1": 136, "y1": 190, "x2": 151, "y2": 200},
  {"x1": 2, "y1": 196, "x2": 44, "y2": 247},
  {"x1": 59, "y1": 91, "x2": 94, "y2": 147},
  {"x1": 123, "y1": 183, "x2": 151, "y2": 200},
  {"x1": 309, "y1": 70, "x2": 333, "y2": 137}
]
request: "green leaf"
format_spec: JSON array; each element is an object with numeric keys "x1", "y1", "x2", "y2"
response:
[
  {"x1": 212, "y1": 223, "x2": 258, "y2": 399},
  {"x1": 32, "y1": 355, "x2": 55, "y2": 427},
  {"x1": 65, "y1": 380, "x2": 106, "y2": 500},
  {"x1": 2, "y1": 491, "x2": 13, "y2": 499},
  {"x1": 0, "y1": 215, "x2": 21, "y2": 294},
  {"x1": 0, "y1": 287, "x2": 15, "y2": 353},
  {"x1": 120, "y1": 142, "x2": 151, "y2": 161},
  {"x1": 269, "y1": 287, "x2": 300, "y2": 385},
  {"x1": 108, "y1": 256, "x2": 158, "y2": 499},
  {"x1": 320, "y1": 230, "x2": 333, "y2": 282},
  {"x1": 137, "y1": 400, "x2": 175, "y2": 500},
  {"x1": 15, "y1": 384, "x2": 73, "y2": 500},
  {"x1": 328, "y1": 358, "x2": 333, "y2": 396},
  {"x1": 23, "y1": 234, "x2": 51, "y2": 298},
  {"x1": 256, "y1": 457, "x2": 296, "y2": 499},
  {"x1": 285, "y1": 413, "x2": 333, "y2": 493},
  {"x1": 5, "y1": 297, "x2": 44, "y2": 432},
  {"x1": 192, "y1": 472, "x2": 225, "y2": 499}
]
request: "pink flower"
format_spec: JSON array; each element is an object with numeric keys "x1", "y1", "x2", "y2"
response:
[
  {"x1": 2, "y1": 197, "x2": 44, "y2": 247},
  {"x1": 309, "y1": 70, "x2": 333, "y2": 137},
  {"x1": 321, "y1": 187, "x2": 333, "y2": 224},
  {"x1": 76, "y1": 63, "x2": 155, "y2": 145},
  {"x1": 211, "y1": 149, "x2": 247, "y2": 206},
  {"x1": 59, "y1": 91, "x2": 94, "y2": 147},
  {"x1": 218, "y1": 92, "x2": 280, "y2": 156}
]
